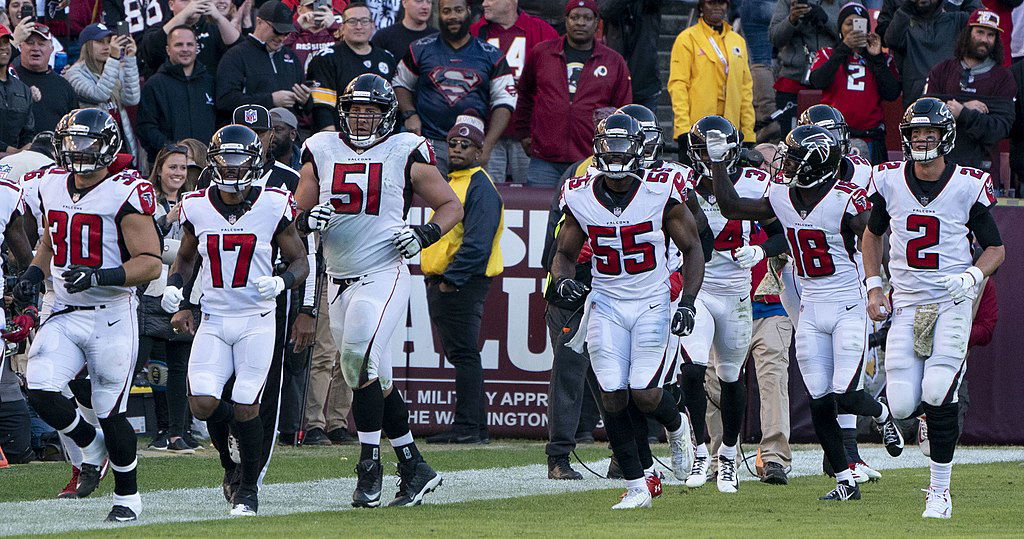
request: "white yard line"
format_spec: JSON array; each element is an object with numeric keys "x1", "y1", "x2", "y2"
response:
[{"x1": 1, "y1": 447, "x2": 1021, "y2": 536}]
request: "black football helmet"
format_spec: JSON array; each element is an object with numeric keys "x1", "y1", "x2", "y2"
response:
[
  {"x1": 338, "y1": 73, "x2": 398, "y2": 148},
  {"x1": 774, "y1": 125, "x2": 843, "y2": 189},
  {"x1": 592, "y1": 113, "x2": 645, "y2": 177},
  {"x1": 208, "y1": 125, "x2": 263, "y2": 193},
  {"x1": 899, "y1": 97, "x2": 956, "y2": 162},
  {"x1": 799, "y1": 104, "x2": 850, "y2": 155},
  {"x1": 687, "y1": 115, "x2": 741, "y2": 177},
  {"x1": 54, "y1": 108, "x2": 122, "y2": 173},
  {"x1": 616, "y1": 104, "x2": 662, "y2": 167}
]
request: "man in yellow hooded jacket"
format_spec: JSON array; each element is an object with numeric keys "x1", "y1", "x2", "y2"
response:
[{"x1": 668, "y1": 0, "x2": 756, "y2": 161}]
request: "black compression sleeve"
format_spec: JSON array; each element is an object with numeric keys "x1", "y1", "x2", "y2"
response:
[
  {"x1": 760, "y1": 220, "x2": 788, "y2": 257},
  {"x1": 867, "y1": 192, "x2": 891, "y2": 236},
  {"x1": 967, "y1": 202, "x2": 1003, "y2": 248}
]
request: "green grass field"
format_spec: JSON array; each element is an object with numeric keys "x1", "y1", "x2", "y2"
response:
[{"x1": 2, "y1": 441, "x2": 1022, "y2": 537}]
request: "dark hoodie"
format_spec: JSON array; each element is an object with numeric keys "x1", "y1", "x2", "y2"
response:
[{"x1": 137, "y1": 61, "x2": 217, "y2": 160}]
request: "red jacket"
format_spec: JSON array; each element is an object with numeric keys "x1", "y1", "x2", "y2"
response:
[
  {"x1": 513, "y1": 37, "x2": 632, "y2": 164},
  {"x1": 470, "y1": 11, "x2": 558, "y2": 81}
]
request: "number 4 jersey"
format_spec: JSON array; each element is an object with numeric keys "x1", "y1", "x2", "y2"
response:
[
  {"x1": 38, "y1": 168, "x2": 156, "y2": 307},
  {"x1": 869, "y1": 161, "x2": 998, "y2": 307},
  {"x1": 695, "y1": 167, "x2": 770, "y2": 294},
  {"x1": 301, "y1": 132, "x2": 434, "y2": 279},
  {"x1": 561, "y1": 172, "x2": 684, "y2": 301},
  {"x1": 180, "y1": 186, "x2": 296, "y2": 317}
]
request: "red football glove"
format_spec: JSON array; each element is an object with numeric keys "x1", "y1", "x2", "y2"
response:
[
  {"x1": 669, "y1": 272, "x2": 683, "y2": 302},
  {"x1": 3, "y1": 306, "x2": 39, "y2": 344}
]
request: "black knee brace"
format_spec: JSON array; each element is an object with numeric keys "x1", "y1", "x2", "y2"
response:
[
  {"x1": 718, "y1": 378, "x2": 745, "y2": 446},
  {"x1": 67, "y1": 378, "x2": 93, "y2": 408},
  {"x1": 922, "y1": 402, "x2": 959, "y2": 464},
  {"x1": 25, "y1": 389, "x2": 78, "y2": 431},
  {"x1": 351, "y1": 381, "x2": 384, "y2": 433}
]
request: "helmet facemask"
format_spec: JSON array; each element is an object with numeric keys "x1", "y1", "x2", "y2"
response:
[
  {"x1": 210, "y1": 146, "x2": 260, "y2": 193},
  {"x1": 901, "y1": 126, "x2": 952, "y2": 162},
  {"x1": 58, "y1": 132, "x2": 115, "y2": 174},
  {"x1": 339, "y1": 98, "x2": 396, "y2": 148},
  {"x1": 594, "y1": 132, "x2": 644, "y2": 177}
]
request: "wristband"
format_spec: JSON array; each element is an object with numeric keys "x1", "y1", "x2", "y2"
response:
[
  {"x1": 96, "y1": 266, "x2": 127, "y2": 286},
  {"x1": 168, "y1": 273, "x2": 184, "y2": 288},
  {"x1": 679, "y1": 294, "x2": 697, "y2": 311},
  {"x1": 21, "y1": 265, "x2": 45, "y2": 286},
  {"x1": 966, "y1": 266, "x2": 984, "y2": 286},
  {"x1": 281, "y1": 270, "x2": 296, "y2": 290},
  {"x1": 865, "y1": 276, "x2": 883, "y2": 291}
]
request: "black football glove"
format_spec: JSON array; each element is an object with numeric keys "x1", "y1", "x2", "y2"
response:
[
  {"x1": 12, "y1": 266, "x2": 45, "y2": 307},
  {"x1": 671, "y1": 295, "x2": 697, "y2": 336},
  {"x1": 62, "y1": 265, "x2": 100, "y2": 293},
  {"x1": 545, "y1": 277, "x2": 589, "y2": 309}
]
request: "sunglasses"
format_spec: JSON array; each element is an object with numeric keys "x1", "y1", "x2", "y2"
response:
[
  {"x1": 164, "y1": 143, "x2": 188, "y2": 154},
  {"x1": 448, "y1": 140, "x2": 474, "y2": 150}
]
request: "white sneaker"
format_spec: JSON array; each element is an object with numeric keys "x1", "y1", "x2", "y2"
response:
[
  {"x1": 668, "y1": 413, "x2": 694, "y2": 481},
  {"x1": 855, "y1": 462, "x2": 881, "y2": 481},
  {"x1": 686, "y1": 455, "x2": 711, "y2": 488},
  {"x1": 918, "y1": 416, "x2": 930, "y2": 457},
  {"x1": 922, "y1": 487, "x2": 952, "y2": 519},
  {"x1": 716, "y1": 456, "x2": 739, "y2": 493},
  {"x1": 849, "y1": 465, "x2": 869, "y2": 484},
  {"x1": 612, "y1": 487, "x2": 652, "y2": 510},
  {"x1": 230, "y1": 503, "x2": 258, "y2": 516}
]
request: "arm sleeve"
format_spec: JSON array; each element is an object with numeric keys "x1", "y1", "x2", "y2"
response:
[
  {"x1": 807, "y1": 47, "x2": 847, "y2": 90},
  {"x1": 967, "y1": 202, "x2": 1003, "y2": 248},
  {"x1": 302, "y1": 234, "x2": 316, "y2": 307},
  {"x1": 443, "y1": 175, "x2": 503, "y2": 287},
  {"x1": 760, "y1": 219, "x2": 788, "y2": 257},
  {"x1": 867, "y1": 192, "x2": 891, "y2": 236}
]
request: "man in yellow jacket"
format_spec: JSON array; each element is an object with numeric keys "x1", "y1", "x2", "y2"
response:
[
  {"x1": 421, "y1": 114, "x2": 504, "y2": 445},
  {"x1": 668, "y1": 0, "x2": 756, "y2": 161}
]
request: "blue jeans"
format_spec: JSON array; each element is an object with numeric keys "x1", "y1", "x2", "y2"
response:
[{"x1": 527, "y1": 159, "x2": 573, "y2": 187}]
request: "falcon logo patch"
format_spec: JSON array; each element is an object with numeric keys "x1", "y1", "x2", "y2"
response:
[{"x1": 428, "y1": 66, "x2": 482, "y2": 106}]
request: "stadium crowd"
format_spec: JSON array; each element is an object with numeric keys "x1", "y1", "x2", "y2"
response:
[{"x1": 0, "y1": 0, "x2": 1008, "y2": 514}]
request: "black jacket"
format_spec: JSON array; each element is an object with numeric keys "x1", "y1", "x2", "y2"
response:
[
  {"x1": 0, "y1": 74, "x2": 34, "y2": 150},
  {"x1": 137, "y1": 61, "x2": 217, "y2": 159},
  {"x1": 215, "y1": 35, "x2": 305, "y2": 118},
  {"x1": 598, "y1": 0, "x2": 663, "y2": 103},
  {"x1": 13, "y1": 65, "x2": 78, "y2": 133},
  {"x1": 139, "y1": 19, "x2": 230, "y2": 79}
]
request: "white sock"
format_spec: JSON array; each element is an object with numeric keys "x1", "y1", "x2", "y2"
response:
[
  {"x1": 930, "y1": 460, "x2": 952, "y2": 491},
  {"x1": 59, "y1": 432, "x2": 84, "y2": 468},
  {"x1": 876, "y1": 401, "x2": 890, "y2": 423},
  {"x1": 81, "y1": 428, "x2": 106, "y2": 466},
  {"x1": 837, "y1": 414, "x2": 857, "y2": 429},
  {"x1": 390, "y1": 431, "x2": 414, "y2": 447},
  {"x1": 626, "y1": 478, "x2": 646, "y2": 491},
  {"x1": 835, "y1": 469, "x2": 854, "y2": 486},
  {"x1": 357, "y1": 430, "x2": 382, "y2": 446},
  {"x1": 695, "y1": 443, "x2": 709, "y2": 458},
  {"x1": 719, "y1": 444, "x2": 736, "y2": 461}
]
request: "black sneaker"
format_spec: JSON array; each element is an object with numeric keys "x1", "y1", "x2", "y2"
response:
[
  {"x1": 606, "y1": 455, "x2": 623, "y2": 479},
  {"x1": 760, "y1": 462, "x2": 789, "y2": 485},
  {"x1": 879, "y1": 418, "x2": 905, "y2": 457},
  {"x1": 389, "y1": 460, "x2": 442, "y2": 507},
  {"x1": 183, "y1": 431, "x2": 205, "y2": 450},
  {"x1": 302, "y1": 427, "x2": 333, "y2": 446},
  {"x1": 230, "y1": 487, "x2": 259, "y2": 516},
  {"x1": 278, "y1": 432, "x2": 297, "y2": 446},
  {"x1": 104, "y1": 505, "x2": 138, "y2": 522},
  {"x1": 547, "y1": 455, "x2": 583, "y2": 480},
  {"x1": 351, "y1": 459, "x2": 383, "y2": 508},
  {"x1": 147, "y1": 431, "x2": 169, "y2": 450},
  {"x1": 167, "y1": 437, "x2": 196, "y2": 454},
  {"x1": 76, "y1": 463, "x2": 103, "y2": 498},
  {"x1": 327, "y1": 428, "x2": 355, "y2": 445},
  {"x1": 819, "y1": 481, "x2": 861, "y2": 501},
  {"x1": 222, "y1": 466, "x2": 241, "y2": 503}
]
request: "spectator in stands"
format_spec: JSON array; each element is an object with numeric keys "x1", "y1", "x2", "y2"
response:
[
  {"x1": 394, "y1": 0, "x2": 516, "y2": 175},
  {"x1": 65, "y1": 24, "x2": 142, "y2": 164},
  {"x1": 368, "y1": 0, "x2": 401, "y2": 28},
  {"x1": 770, "y1": 0, "x2": 845, "y2": 136},
  {"x1": 514, "y1": 0, "x2": 630, "y2": 185},
  {"x1": 286, "y1": 0, "x2": 341, "y2": 68},
  {"x1": 1009, "y1": 50, "x2": 1024, "y2": 194},
  {"x1": 216, "y1": 1, "x2": 310, "y2": 120},
  {"x1": 597, "y1": 0, "x2": 662, "y2": 112},
  {"x1": 740, "y1": 0, "x2": 779, "y2": 142},
  {"x1": 306, "y1": 1, "x2": 396, "y2": 132},
  {"x1": 215, "y1": 0, "x2": 254, "y2": 33},
  {"x1": 924, "y1": 9, "x2": 1016, "y2": 172},
  {"x1": 876, "y1": 0, "x2": 982, "y2": 43},
  {"x1": 421, "y1": 114, "x2": 504, "y2": 445},
  {"x1": 668, "y1": 0, "x2": 754, "y2": 162},
  {"x1": 882, "y1": 0, "x2": 976, "y2": 106},
  {"x1": 371, "y1": 0, "x2": 437, "y2": 61},
  {"x1": 137, "y1": 25, "x2": 217, "y2": 165},
  {"x1": 269, "y1": 107, "x2": 301, "y2": 169},
  {"x1": 14, "y1": 24, "x2": 78, "y2": 133},
  {"x1": 519, "y1": 0, "x2": 565, "y2": 32},
  {"x1": 139, "y1": 0, "x2": 240, "y2": 78},
  {"x1": 808, "y1": 3, "x2": 900, "y2": 164},
  {"x1": 0, "y1": 25, "x2": 33, "y2": 155},
  {"x1": 470, "y1": 0, "x2": 557, "y2": 183}
]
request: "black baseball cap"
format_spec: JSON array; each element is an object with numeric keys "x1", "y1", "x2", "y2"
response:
[
  {"x1": 233, "y1": 104, "x2": 272, "y2": 132},
  {"x1": 256, "y1": 0, "x2": 297, "y2": 35}
]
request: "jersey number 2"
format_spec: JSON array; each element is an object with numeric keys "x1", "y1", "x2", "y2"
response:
[
  {"x1": 331, "y1": 163, "x2": 383, "y2": 215},
  {"x1": 207, "y1": 234, "x2": 256, "y2": 288},
  {"x1": 906, "y1": 215, "x2": 940, "y2": 269}
]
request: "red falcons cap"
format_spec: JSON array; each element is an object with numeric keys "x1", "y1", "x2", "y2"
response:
[
  {"x1": 0, "y1": 25, "x2": 11, "y2": 41},
  {"x1": 566, "y1": 0, "x2": 599, "y2": 16},
  {"x1": 968, "y1": 9, "x2": 1002, "y2": 32}
]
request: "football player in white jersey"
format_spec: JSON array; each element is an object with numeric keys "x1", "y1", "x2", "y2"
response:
[
  {"x1": 709, "y1": 124, "x2": 904, "y2": 501},
  {"x1": 680, "y1": 116, "x2": 787, "y2": 493},
  {"x1": 550, "y1": 113, "x2": 705, "y2": 509},
  {"x1": 14, "y1": 109, "x2": 162, "y2": 522},
  {"x1": 862, "y1": 98, "x2": 1004, "y2": 519},
  {"x1": 161, "y1": 125, "x2": 309, "y2": 516},
  {"x1": 294, "y1": 74, "x2": 462, "y2": 508}
]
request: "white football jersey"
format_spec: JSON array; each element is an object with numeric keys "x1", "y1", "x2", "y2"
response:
[
  {"x1": 694, "y1": 167, "x2": 771, "y2": 294},
  {"x1": 645, "y1": 160, "x2": 695, "y2": 272},
  {"x1": 0, "y1": 178, "x2": 22, "y2": 282},
  {"x1": 768, "y1": 178, "x2": 871, "y2": 302},
  {"x1": 37, "y1": 168, "x2": 156, "y2": 306},
  {"x1": 180, "y1": 186, "x2": 296, "y2": 317},
  {"x1": 872, "y1": 161, "x2": 997, "y2": 307},
  {"x1": 844, "y1": 154, "x2": 873, "y2": 191},
  {"x1": 302, "y1": 132, "x2": 434, "y2": 278},
  {"x1": 561, "y1": 172, "x2": 683, "y2": 301}
]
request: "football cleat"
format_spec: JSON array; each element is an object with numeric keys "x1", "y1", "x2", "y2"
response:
[
  {"x1": 922, "y1": 487, "x2": 952, "y2": 519},
  {"x1": 878, "y1": 416, "x2": 905, "y2": 457},
  {"x1": 819, "y1": 482, "x2": 861, "y2": 501},
  {"x1": 389, "y1": 460, "x2": 442, "y2": 507},
  {"x1": 230, "y1": 488, "x2": 259, "y2": 516},
  {"x1": 686, "y1": 455, "x2": 711, "y2": 488},
  {"x1": 612, "y1": 487, "x2": 652, "y2": 510},
  {"x1": 105, "y1": 493, "x2": 142, "y2": 522},
  {"x1": 918, "y1": 415, "x2": 930, "y2": 457},
  {"x1": 58, "y1": 467, "x2": 80, "y2": 499},
  {"x1": 716, "y1": 456, "x2": 739, "y2": 493},
  {"x1": 668, "y1": 413, "x2": 694, "y2": 480},
  {"x1": 351, "y1": 459, "x2": 383, "y2": 508},
  {"x1": 76, "y1": 461, "x2": 105, "y2": 498},
  {"x1": 644, "y1": 468, "x2": 663, "y2": 498},
  {"x1": 849, "y1": 464, "x2": 869, "y2": 484},
  {"x1": 855, "y1": 461, "x2": 881, "y2": 481}
]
